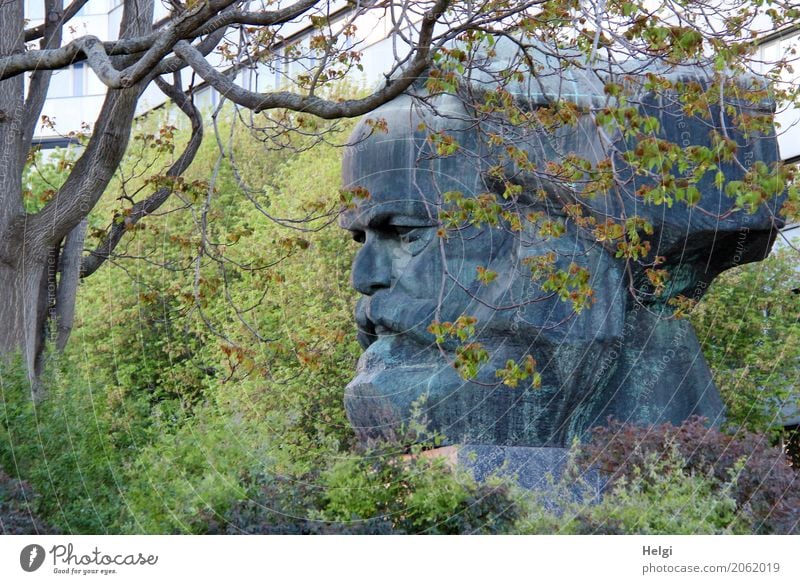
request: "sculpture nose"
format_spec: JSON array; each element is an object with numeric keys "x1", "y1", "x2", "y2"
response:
[{"x1": 352, "y1": 237, "x2": 392, "y2": 295}]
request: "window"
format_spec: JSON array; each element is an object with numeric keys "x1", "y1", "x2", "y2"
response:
[
  {"x1": 46, "y1": 69, "x2": 71, "y2": 99},
  {"x1": 72, "y1": 63, "x2": 86, "y2": 96},
  {"x1": 25, "y1": 0, "x2": 45, "y2": 21},
  {"x1": 43, "y1": 64, "x2": 87, "y2": 98}
]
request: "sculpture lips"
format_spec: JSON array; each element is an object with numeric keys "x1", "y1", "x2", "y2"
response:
[
  {"x1": 355, "y1": 298, "x2": 378, "y2": 349},
  {"x1": 356, "y1": 293, "x2": 433, "y2": 348}
]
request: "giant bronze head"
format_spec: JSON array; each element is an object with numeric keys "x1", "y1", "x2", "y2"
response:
[{"x1": 339, "y1": 41, "x2": 785, "y2": 447}]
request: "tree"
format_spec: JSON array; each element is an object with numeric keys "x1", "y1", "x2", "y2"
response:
[
  {"x1": 0, "y1": 0, "x2": 797, "y2": 386},
  {"x1": 691, "y1": 245, "x2": 800, "y2": 434},
  {"x1": 0, "y1": 0, "x2": 528, "y2": 379}
]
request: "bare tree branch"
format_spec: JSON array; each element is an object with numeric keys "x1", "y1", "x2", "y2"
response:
[
  {"x1": 81, "y1": 76, "x2": 204, "y2": 277},
  {"x1": 22, "y1": 0, "x2": 65, "y2": 157},
  {"x1": 24, "y1": 0, "x2": 91, "y2": 43},
  {"x1": 1, "y1": 0, "x2": 322, "y2": 83},
  {"x1": 114, "y1": 0, "x2": 242, "y2": 86},
  {"x1": 171, "y1": 0, "x2": 448, "y2": 118},
  {"x1": 24, "y1": 0, "x2": 158, "y2": 247},
  {"x1": 153, "y1": 23, "x2": 229, "y2": 76}
]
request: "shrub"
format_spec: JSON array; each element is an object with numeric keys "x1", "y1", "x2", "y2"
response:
[
  {"x1": 319, "y1": 450, "x2": 522, "y2": 534},
  {"x1": 118, "y1": 411, "x2": 255, "y2": 534},
  {"x1": 205, "y1": 472, "x2": 395, "y2": 534},
  {"x1": 519, "y1": 445, "x2": 747, "y2": 535},
  {"x1": 211, "y1": 446, "x2": 523, "y2": 535},
  {"x1": 0, "y1": 355, "x2": 126, "y2": 533},
  {"x1": 577, "y1": 417, "x2": 800, "y2": 534}
]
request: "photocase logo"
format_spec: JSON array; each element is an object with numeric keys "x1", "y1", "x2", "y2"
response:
[{"x1": 20, "y1": 544, "x2": 46, "y2": 572}]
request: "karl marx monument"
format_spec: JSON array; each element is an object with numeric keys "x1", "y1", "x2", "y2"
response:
[{"x1": 338, "y1": 40, "x2": 786, "y2": 450}]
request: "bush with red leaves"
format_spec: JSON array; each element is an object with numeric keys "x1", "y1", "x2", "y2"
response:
[{"x1": 577, "y1": 417, "x2": 800, "y2": 534}]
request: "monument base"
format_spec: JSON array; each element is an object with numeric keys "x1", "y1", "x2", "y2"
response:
[{"x1": 422, "y1": 444, "x2": 603, "y2": 504}]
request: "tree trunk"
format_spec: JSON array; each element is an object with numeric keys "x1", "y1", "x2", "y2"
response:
[
  {"x1": 0, "y1": 1, "x2": 35, "y2": 385},
  {"x1": 0, "y1": 0, "x2": 153, "y2": 383},
  {"x1": 0, "y1": 253, "x2": 48, "y2": 388},
  {"x1": 55, "y1": 219, "x2": 87, "y2": 352}
]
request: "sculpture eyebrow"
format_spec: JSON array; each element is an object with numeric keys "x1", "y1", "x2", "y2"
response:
[
  {"x1": 341, "y1": 201, "x2": 438, "y2": 231},
  {"x1": 357, "y1": 209, "x2": 435, "y2": 228},
  {"x1": 386, "y1": 215, "x2": 436, "y2": 227}
]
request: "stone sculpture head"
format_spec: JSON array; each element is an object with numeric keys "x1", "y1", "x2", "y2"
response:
[{"x1": 339, "y1": 42, "x2": 785, "y2": 447}]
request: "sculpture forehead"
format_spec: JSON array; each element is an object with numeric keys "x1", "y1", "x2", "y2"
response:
[
  {"x1": 338, "y1": 191, "x2": 434, "y2": 230},
  {"x1": 340, "y1": 95, "x2": 486, "y2": 229}
]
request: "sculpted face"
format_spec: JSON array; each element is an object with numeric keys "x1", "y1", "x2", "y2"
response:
[
  {"x1": 339, "y1": 95, "x2": 628, "y2": 447},
  {"x1": 338, "y1": 57, "x2": 782, "y2": 447}
]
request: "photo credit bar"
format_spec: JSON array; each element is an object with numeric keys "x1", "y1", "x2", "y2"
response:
[{"x1": 0, "y1": 536, "x2": 798, "y2": 583}]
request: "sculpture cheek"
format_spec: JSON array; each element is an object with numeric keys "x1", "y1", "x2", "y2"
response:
[{"x1": 387, "y1": 244, "x2": 413, "y2": 280}]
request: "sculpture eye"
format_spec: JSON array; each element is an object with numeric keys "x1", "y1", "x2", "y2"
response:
[
  {"x1": 392, "y1": 225, "x2": 433, "y2": 255},
  {"x1": 351, "y1": 230, "x2": 366, "y2": 244},
  {"x1": 394, "y1": 225, "x2": 419, "y2": 242}
]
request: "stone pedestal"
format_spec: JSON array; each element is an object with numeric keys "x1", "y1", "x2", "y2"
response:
[{"x1": 424, "y1": 444, "x2": 603, "y2": 505}]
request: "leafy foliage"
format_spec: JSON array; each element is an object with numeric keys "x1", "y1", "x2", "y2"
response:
[
  {"x1": 577, "y1": 418, "x2": 800, "y2": 534},
  {"x1": 0, "y1": 356, "x2": 124, "y2": 533},
  {"x1": 691, "y1": 248, "x2": 800, "y2": 434},
  {"x1": 0, "y1": 107, "x2": 362, "y2": 534},
  {"x1": 519, "y1": 446, "x2": 748, "y2": 535},
  {"x1": 212, "y1": 451, "x2": 522, "y2": 535},
  {"x1": 318, "y1": 451, "x2": 521, "y2": 534}
]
